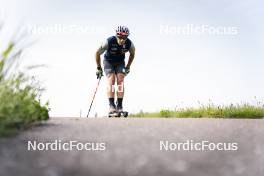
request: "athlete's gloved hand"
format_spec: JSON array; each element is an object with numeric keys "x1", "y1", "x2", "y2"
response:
[
  {"x1": 125, "y1": 67, "x2": 130, "y2": 76},
  {"x1": 96, "y1": 66, "x2": 103, "y2": 79}
]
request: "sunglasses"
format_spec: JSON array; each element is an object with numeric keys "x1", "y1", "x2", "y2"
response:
[{"x1": 117, "y1": 35, "x2": 128, "y2": 40}]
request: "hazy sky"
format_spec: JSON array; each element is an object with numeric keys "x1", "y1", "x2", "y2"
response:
[{"x1": 1, "y1": 0, "x2": 264, "y2": 117}]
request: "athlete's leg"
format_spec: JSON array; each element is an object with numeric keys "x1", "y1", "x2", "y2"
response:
[
  {"x1": 116, "y1": 73, "x2": 125, "y2": 111},
  {"x1": 107, "y1": 73, "x2": 116, "y2": 98},
  {"x1": 116, "y1": 61, "x2": 126, "y2": 111},
  {"x1": 116, "y1": 73, "x2": 125, "y2": 98},
  {"x1": 103, "y1": 60, "x2": 116, "y2": 112}
]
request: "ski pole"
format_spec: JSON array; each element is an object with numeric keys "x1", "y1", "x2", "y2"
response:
[{"x1": 87, "y1": 77, "x2": 101, "y2": 117}]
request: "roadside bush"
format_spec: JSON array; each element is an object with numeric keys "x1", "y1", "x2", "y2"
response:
[{"x1": 0, "y1": 35, "x2": 49, "y2": 136}]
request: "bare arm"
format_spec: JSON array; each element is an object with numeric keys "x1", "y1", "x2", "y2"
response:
[
  {"x1": 126, "y1": 42, "x2": 135, "y2": 68},
  {"x1": 95, "y1": 41, "x2": 108, "y2": 68},
  {"x1": 95, "y1": 51, "x2": 102, "y2": 68}
]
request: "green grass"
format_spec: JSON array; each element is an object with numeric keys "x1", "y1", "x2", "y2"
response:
[
  {"x1": 130, "y1": 103, "x2": 264, "y2": 119},
  {"x1": 0, "y1": 27, "x2": 49, "y2": 137}
]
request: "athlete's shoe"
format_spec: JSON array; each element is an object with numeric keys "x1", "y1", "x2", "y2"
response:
[
  {"x1": 116, "y1": 106, "x2": 123, "y2": 113},
  {"x1": 109, "y1": 105, "x2": 117, "y2": 113}
]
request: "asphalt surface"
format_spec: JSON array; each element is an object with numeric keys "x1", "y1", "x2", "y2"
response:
[{"x1": 0, "y1": 117, "x2": 264, "y2": 176}]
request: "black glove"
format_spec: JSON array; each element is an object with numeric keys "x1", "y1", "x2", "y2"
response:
[
  {"x1": 96, "y1": 67, "x2": 103, "y2": 79},
  {"x1": 125, "y1": 67, "x2": 130, "y2": 75}
]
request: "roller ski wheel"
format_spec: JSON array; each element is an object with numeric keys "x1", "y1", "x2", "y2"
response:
[{"x1": 117, "y1": 111, "x2": 129, "y2": 118}]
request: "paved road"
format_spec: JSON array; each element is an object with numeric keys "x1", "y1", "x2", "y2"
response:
[{"x1": 0, "y1": 118, "x2": 263, "y2": 176}]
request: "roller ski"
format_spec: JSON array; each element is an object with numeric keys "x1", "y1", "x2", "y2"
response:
[
  {"x1": 108, "y1": 106, "x2": 128, "y2": 118},
  {"x1": 108, "y1": 110, "x2": 128, "y2": 118},
  {"x1": 108, "y1": 111, "x2": 128, "y2": 118},
  {"x1": 108, "y1": 112, "x2": 119, "y2": 117}
]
